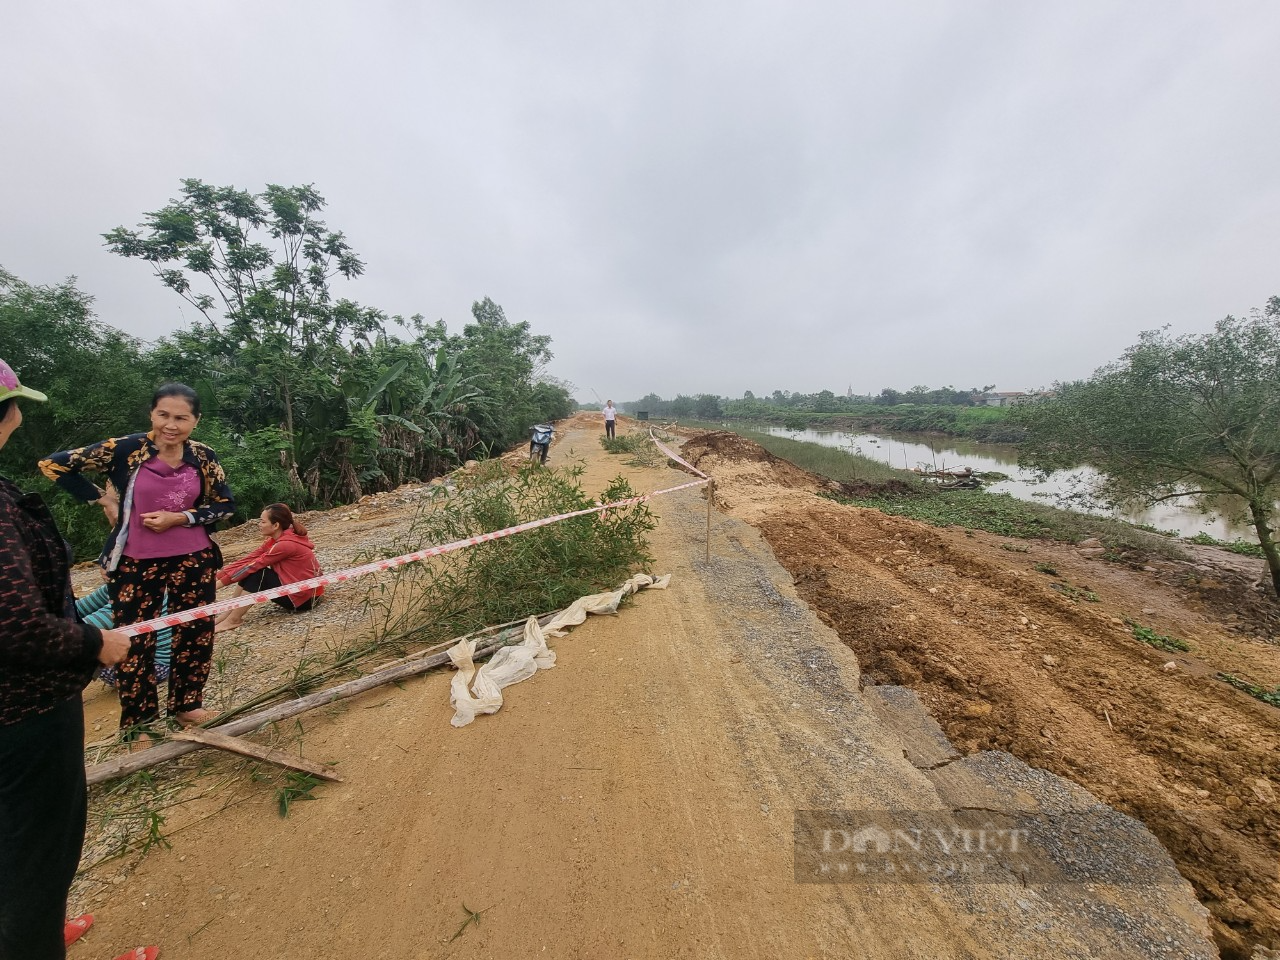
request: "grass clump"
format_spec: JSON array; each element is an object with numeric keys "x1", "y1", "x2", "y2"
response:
[
  {"x1": 1050, "y1": 582, "x2": 1100, "y2": 602},
  {"x1": 601, "y1": 432, "x2": 661, "y2": 467},
  {"x1": 1217, "y1": 673, "x2": 1280, "y2": 708},
  {"x1": 837, "y1": 489, "x2": 1056, "y2": 538},
  {"x1": 828, "y1": 488, "x2": 1186, "y2": 560},
  {"x1": 1186, "y1": 532, "x2": 1265, "y2": 558},
  {"x1": 86, "y1": 770, "x2": 177, "y2": 864},
  {"x1": 450, "y1": 903, "x2": 494, "y2": 943},
  {"x1": 733, "y1": 428, "x2": 906, "y2": 485},
  {"x1": 363, "y1": 460, "x2": 656, "y2": 649},
  {"x1": 1126, "y1": 620, "x2": 1190, "y2": 653}
]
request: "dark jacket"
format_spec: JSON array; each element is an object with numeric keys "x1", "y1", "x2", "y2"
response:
[
  {"x1": 39, "y1": 432, "x2": 235, "y2": 570},
  {"x1": 0, "y1": 477, "x2": 102, "y2": 727}
]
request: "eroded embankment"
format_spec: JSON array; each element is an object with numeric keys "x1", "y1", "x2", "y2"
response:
[{"x1": 682, "y1": 430, "x2": 1280, "y2": 960}]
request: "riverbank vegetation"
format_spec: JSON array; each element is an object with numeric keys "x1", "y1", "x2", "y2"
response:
[
  {"x1": 0, "y1": 180, "x2": 573, "y2": 558},
  {"x1": 618, "y1": 387, "x2": 1027, "y2": 442},
  {"x1": 1012, "y1": 298, "x2": 1280, "y2": 600},
  {"x1": 711, "y1": 423, "x2": 1190, "y2": 561}
]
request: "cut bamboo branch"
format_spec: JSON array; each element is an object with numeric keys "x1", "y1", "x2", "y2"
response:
[
  {"x1": 86, "y1": 613, "x2": 552, "y2": 787},
  {"x1": 87, "y1": 573, "x2": 669, "y2": 787},
  {"x1": 209, "y1": 609, "x2": 549, "y2": 728},
  {"x1": 170, "y1": 727, "x2": 344, "y2": 782}
]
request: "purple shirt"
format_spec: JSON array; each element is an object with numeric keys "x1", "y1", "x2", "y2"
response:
[{"x1": 123, "y1": 459, "x2": 211, "y2": 560}]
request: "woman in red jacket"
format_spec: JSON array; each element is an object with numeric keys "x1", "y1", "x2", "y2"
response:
[{"x1": 214, "y1": 503, "x2": 323, "y2": 633}]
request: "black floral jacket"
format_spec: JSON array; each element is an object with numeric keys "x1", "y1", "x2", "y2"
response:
[{"x1": 39, "y1": 432, "x2": 236, "y2": 570}]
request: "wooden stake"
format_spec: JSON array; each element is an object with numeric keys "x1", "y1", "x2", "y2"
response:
[
  {"x1": 170, "y1": 727, "x2": 344, "y2": 782},
  {"x1": 705, "y1": 479, "x2": 714, "y2": 563}
]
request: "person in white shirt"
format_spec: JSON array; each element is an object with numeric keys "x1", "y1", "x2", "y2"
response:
[{"x1": 603, "y1": 400, "x2": 617, "y2": 439}]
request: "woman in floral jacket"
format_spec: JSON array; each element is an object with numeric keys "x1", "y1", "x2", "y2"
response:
[{"x1": 40, "y1": 383, "x2": 235, "y2": 736}]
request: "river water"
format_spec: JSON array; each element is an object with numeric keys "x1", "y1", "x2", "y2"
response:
[{"x1": 761, "y1": 426, "x2": 1256, "y2": 541}]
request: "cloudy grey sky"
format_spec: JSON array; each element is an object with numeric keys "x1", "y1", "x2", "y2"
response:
[{"x1": 3, "y1": 2, "x2": 1278, "y2": 402}]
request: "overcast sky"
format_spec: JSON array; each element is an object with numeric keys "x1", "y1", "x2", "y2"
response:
[{"x1": 3, "y1": 2, "x2": 1278, "y2": 402}]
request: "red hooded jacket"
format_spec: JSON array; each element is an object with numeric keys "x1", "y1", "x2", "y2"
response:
[{"x1": 217, "y1": 528, "x2": 324, "y2": 607}]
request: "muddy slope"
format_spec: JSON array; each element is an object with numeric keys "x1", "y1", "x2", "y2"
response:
[{"x1": 684, "y1": 431, "x2": 1280, "y2": 959}]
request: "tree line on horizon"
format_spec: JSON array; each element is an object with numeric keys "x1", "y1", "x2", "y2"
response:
[
  {"x1": 612, "y1": 384, "x2": 1002, "y2": 420},
  {"x1": 600, "y1": 385, "x2": 1021, "y2": 442},
  {"x1": 0, "y1": 179, "x2": 573, "y2": 558}
]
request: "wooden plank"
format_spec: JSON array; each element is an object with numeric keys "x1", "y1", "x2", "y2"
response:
[
  {"x1": 85, "y1": 634, "x2": 507, "y2": 786},
  {"x1": 170, "y1": 727, "x2": 344, "y2": 782}
]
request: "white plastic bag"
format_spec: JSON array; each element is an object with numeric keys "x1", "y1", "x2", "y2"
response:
[{"x1": 447, "y1": 573, "x2": 671, "y2": 726}]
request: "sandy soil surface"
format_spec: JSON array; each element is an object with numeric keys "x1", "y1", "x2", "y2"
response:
[{"x1": 67, "y1": 415, "x2": 1276, "y2": 959}]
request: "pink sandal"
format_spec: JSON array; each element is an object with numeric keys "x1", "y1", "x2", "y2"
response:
[
  {"x1": 64, "y1": 913, "x2": 94, "y2": 946},
  {"x1": 112, "y1": 949, "x2": 160, "y2": 960}
]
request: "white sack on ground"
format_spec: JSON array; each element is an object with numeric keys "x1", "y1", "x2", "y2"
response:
[{"x1": 448, "y1": 573, "x2": 671, "y2": 727}]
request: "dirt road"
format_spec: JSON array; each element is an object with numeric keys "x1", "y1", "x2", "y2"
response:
[{"x1": 72, "y1": 416, "x2": 1259, "y2": 959}]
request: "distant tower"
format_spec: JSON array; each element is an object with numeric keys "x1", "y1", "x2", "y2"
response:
[{"x1": 847, "y1": 384, "x2": 853, "y2": 398}]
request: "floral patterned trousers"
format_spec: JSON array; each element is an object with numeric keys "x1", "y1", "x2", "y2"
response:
[{"x1": 109, "y1": 548, "x2": 217, "y2": 730}]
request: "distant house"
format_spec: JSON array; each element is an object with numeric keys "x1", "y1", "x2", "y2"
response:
[{"x1": 979, "y1": 391, "x2": 1030, "y2": 408}]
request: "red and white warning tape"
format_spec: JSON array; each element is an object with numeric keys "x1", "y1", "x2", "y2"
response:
[
  {"x1": 650, "y1": 432, "x2": 708, "y2": 479},
  {"x1": 118, "y1": 465, "x2": 709, "y2": 638}
]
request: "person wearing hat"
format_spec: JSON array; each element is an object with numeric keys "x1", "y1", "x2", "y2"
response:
[{"x1": 0, "y1": 359, "x2": 159, "y2": 959}]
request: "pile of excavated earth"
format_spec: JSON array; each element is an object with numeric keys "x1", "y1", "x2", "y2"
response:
[{"x1": 72, "y1": 413, "x2": 1277, "y2": 959}]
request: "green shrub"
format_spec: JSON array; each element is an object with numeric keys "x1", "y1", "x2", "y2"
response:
[
  {"x1": 1127, "y1": 621, "x2": 1190, "y2": 653},
  {"x1": 197, "y1": 420, "x2": 296, "y2": 524},
  {"x1": 25, "y1": 472, "x2": 116, "y2": 563},
  {"x1": 1217, "y1": 673, "x2": 1280, "y2": 708},
  {"x1": 1187, "y1": 531, "x2": 1264, "y2": 557},
  {"x1": 601, "y1": 433, "x2": 660, "y2": 466},
  {"x1": 361, "y1": 461, "x2": 656, "y2": 647}
]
